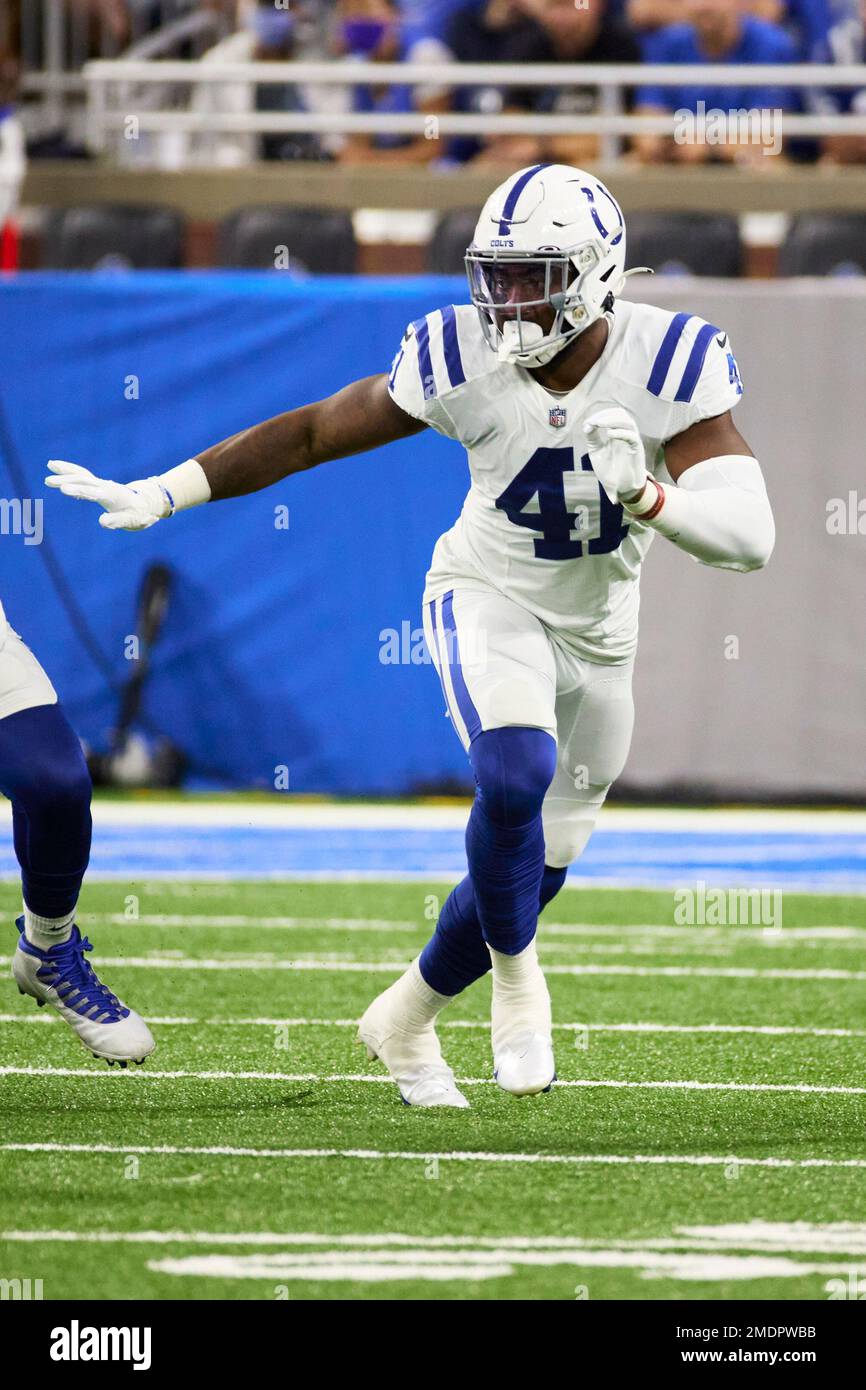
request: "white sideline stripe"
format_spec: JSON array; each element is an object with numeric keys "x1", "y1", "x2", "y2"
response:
[
  {"x1": 74, "y1": 914, "x2": 866, "y2": 942},
  {"x1": 1, "y1": 1065, "x2": 864, "y2": 1094},
  {"x1": 143, "y1": 1250, "x2": 862, "y2": 1283},
  {"x1": 4, "y1": 1142, "x2": 866, "y2": 1169},
  {"x1": 4, "y1": 799, "x2": 866, "y2": 833},
  {"x1": 2, "y1": 953, "x2": 863, "y2": 979},
  {"x1": 1, "y1": 1013, "x2": 863, "y2": 1039},
  {"x1": 5, "y1": 871, "x2": 863, "y2": 892}
]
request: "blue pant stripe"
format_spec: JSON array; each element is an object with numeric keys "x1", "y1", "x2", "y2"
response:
[{"x1": 439, "y1": 591, "x2": 482, "y2": 743}]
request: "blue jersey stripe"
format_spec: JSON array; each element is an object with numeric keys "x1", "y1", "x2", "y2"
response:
[
  {"x1": 412, "y1": 315, "x2": 434, "y2": 399},
  {"x1": 440, "y1": 306, "x2": 466, "y2": 388},
  {"x1": 498, "y1": 163, "x2": 550, "y2": 235},
  {"x1": 440, "y1": 591, "x2": 482, "y2": 743},
  {"x1": 674, "y1": 321, "x2": 722, "y2": 402},
  {"x1": 646, "y1": 311, "x2": 692, "y2": 397}
]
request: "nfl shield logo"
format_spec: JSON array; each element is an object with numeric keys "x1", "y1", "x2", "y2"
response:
[{"x1": 549, "y1": 406, "x2": 567, "y2": 428}]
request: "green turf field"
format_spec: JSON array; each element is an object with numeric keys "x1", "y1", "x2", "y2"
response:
[{"x1": 2, "y1": 878, "x2": 865, "y2": 1301}]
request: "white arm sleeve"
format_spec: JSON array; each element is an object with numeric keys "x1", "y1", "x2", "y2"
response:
[{"x1": 629, "y1": 455, "x2": 775, "y2": 573}]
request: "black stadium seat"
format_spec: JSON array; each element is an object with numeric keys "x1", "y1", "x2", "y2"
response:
[
  {"x1": 217, "y1": 206, "x2": 357, "y2": 273},
  {"x1": 778, "y1": 213, "x2": 866, "y2": 276},
  {"x1": 625, "y1": 213, "x2": 743, "y2": 277},
  {"x1": 427, "y1": 208, "x2": 479, "y2": 274},
  {"x1": 41, "y1": 204, "x2": 186, "y2": 269}
]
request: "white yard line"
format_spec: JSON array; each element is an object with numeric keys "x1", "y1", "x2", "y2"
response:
[
  {"x1": 55, "y1": 914, "x2": 866, "y2": 941},
  {"x1": 1, "y1": 953, "x2": 863, "y2": 979},
  {"x1": 1, "y1": 1065, "x2": 864, "y2": 1094},
  {"x1": 3, "y1": 1142, "x2": 866, "y2": 1169},
  {"x1": 1, "y1": 1014, "x2": 862, "y2": 1039}
]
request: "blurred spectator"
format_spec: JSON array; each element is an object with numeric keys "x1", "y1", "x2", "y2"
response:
[
  {"x1": 170, "y1": 0, "x2": 325, "y2": 167},
  {"x1": 749, "y1": 2, "x2": 832, "y2": 57},
  {"x1": 335, "y1": 0, "x2": 452, "y2": 164},
  {"x1": 467, "y1": 0, "x2": 641, "y2": 167},
  {"x1": 532, "y1": 0, "x2": 643, "y2": 166},
  {"x1": 627, "y1": 0, "x2": 696, "y2": 29},
  {"x1": 396, "y1": 0, "x2": 483, "y2": 42},
  {"x1": 633, "y1": 0, "x2": 798, "y2": 164},
  {"x1": 0, "y1": 46, "x2": 24, "y2": 267},
  {"x1": 810, "y1": 0, "x2": 866, "y2": 162},
  {"x1": 444, "y1": 1, "x2": 552, "y2": 166},
  {"x1": 630, "y1": 0, "x2": 829, "y2": 57}
]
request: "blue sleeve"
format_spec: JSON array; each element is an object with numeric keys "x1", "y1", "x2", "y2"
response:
[
  {"x1": 636, "y1": 28, "x2": 674, "y2": 109},
  {"x1": 747, "y1": 29, "x2": 800, "y2": 112}
]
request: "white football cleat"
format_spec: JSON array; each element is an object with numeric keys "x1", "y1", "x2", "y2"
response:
[
  {"x1": 494, "y1": 1029, "x2": 556, "y2": 1097},
  {"x1": 358, "y1": 976, "x2": 469, "y2": 1109},
  {"x1": 491, "y1": 942, "x2": 556, "y2": 1096},
  {"x1": 12, "y1": 918, "x2": 155, "y2": 1067}
]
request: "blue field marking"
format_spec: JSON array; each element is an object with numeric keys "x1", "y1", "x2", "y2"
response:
[{"x1": 2, "y1": 826, "x2": 865, "y2": 891}]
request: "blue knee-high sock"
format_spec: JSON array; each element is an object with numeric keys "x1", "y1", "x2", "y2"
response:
[
  {"x1": 0, "y1": 704, "x2": 92, "y2": 919},
  {"x1": 419, "y1": 862, "x2": 568, "y2": 996},
  {"x1": 466, "y1": 727, "x2": 556, "y2": 956}
]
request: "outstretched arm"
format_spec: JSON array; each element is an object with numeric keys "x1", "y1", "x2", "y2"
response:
[
  {"x1": 46, "y1": 374, "x2": 426, "y2": 529},
  {"x1": 197, "y1": 373, "x2": 426, "y2": 499}
]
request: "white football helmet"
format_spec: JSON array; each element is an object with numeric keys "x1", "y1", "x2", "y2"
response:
[{"x1": 466, "y1": 163, "x2": 650, "y2": 368}]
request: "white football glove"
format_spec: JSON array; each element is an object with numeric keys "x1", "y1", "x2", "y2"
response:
[
  {"x1": 45, "y1": 460, "x2": 171, "y2": 531},
  {"x1": 583, "y1": 407, "x2": 648, "y2": 507}
]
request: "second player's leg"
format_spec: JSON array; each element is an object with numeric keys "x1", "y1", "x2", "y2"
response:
[
  {"x1": 541, "y1": 656, "x2": 635, "y2": 875},
  {"x1": 1, "y1": 630, "x2": 154, "y2": 1065}
]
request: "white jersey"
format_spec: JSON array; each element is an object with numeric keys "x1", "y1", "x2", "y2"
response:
[
  {"x1": 388, "y1": 299, "x2": 744, "y2": 663},
  {"x1": 0, "y1": 599, "x2": 6, "y2": 649}
]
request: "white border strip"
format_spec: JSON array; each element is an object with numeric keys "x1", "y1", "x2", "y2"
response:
[{"x1": 2, "y1": 800, "x2": 865, "y2": 834}]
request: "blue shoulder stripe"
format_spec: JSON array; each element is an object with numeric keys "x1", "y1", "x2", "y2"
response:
[
  {"x1": 412, "y1": 315, "x2": 434, "y2": 398},
  {"x1": 646, "y1": 311, "x2": 691, "y2": 397},
  {"x1": 440, "y1": 306, "x2": 466, "y2": 388},
  {"x1": 674, "y1": 321, "x2": 722, "y2": 403}
]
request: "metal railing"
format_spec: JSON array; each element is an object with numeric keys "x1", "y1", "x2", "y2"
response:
[
  {"x1": 80, "y1": 59, "x2": 866, "y2": 165},
  {"x1": 18, "y1": 0, "x2": 218, "y2": 138}
]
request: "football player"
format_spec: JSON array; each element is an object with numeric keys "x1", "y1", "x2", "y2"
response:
[
  {"x1": 47, "y1": 164, "x2": 774, "y2": 1106},
  {"x1": 1, "y1": 601, "x2": 154, "y2": 1066}
]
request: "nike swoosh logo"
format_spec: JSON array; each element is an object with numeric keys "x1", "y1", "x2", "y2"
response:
[{"x1": 716, "y1": 334, "x2": 727, "y2": 349}]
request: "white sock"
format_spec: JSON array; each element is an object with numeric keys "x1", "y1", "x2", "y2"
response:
[
  {"x1": 489, "y1": 939, "x2": 551, "y2": 1049},
  {"x1": 489, "y1": 938, "x2": 542, "y2": 989},
  {"x1": 23, "y1": 904, "x2": 75, "y2": 951},
  {"x1": 392, "y1": 958, "x2": 452, "y2": 1031}
]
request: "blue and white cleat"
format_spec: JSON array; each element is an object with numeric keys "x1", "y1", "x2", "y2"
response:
[
  {"x1": 11, "y1": 918, "x2": 155, "y2": 1067},
  {"x1": 357, "y1": 981, "x2": 469, "y2": 1109}
]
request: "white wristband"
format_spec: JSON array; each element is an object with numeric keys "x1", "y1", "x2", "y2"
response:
[{"x1": 151, "y1": 459, "x2": 212, "y2": 516}]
